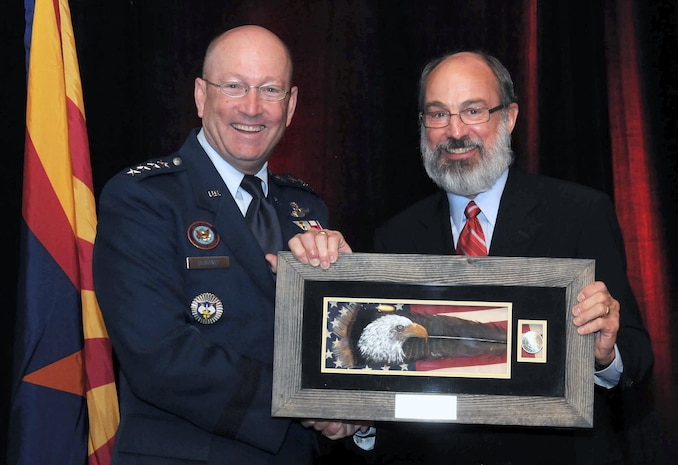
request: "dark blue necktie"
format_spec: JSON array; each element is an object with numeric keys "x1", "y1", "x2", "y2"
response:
[{"x1": 240, "y1": 175, "x2": 283, "y2": 255}]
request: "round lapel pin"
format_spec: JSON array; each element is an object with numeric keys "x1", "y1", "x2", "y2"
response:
[
  {"x1": 191, "y1": 292, "x2": 224, "y2": 324},
  {"x1": 187, "y1": 221, "x2": 220, "y2": 250}
]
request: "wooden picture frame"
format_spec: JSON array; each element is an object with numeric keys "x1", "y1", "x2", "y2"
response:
[{"x1": 272, "y1": 252, "x2": 595, "y2": 428}]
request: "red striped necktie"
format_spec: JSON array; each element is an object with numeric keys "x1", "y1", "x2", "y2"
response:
[{"x1": 456, "y1": 200, "x2": 487, "y2": 256}]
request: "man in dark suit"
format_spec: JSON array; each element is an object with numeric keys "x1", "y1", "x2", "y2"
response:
[
  {"x1": 93, "y1": 25, "x2": 368, "y2": 465},
  {"x1": 367, "y1": 51, "x2": 658, "y2": 464}
]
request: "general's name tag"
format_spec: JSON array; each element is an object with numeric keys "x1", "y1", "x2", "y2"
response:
[{"x1": 186, "y1": 256, "x2": 230, "y2": 269}]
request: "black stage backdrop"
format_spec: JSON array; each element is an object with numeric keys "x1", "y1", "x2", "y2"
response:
[{"x1": 2, "y1": 0, "x2": 677, "y2": 463}]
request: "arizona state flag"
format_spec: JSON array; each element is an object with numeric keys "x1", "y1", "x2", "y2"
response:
[{"x1": 8, "y1": 1, "x2": 119, "y2": 464}]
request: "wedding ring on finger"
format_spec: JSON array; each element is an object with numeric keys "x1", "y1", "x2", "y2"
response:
[
  {"x1": 605, "y1": 305, "x2": 610, "y2": 317},
  {"x1": 317, "y1": 230, "x2": 328, "y2": 236}
]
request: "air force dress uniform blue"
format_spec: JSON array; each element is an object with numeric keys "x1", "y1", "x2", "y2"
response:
[{"x1": 93, "y1": 129, "x2": 328, "y2": 464}]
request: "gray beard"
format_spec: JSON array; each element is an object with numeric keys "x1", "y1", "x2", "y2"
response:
[{"x1": 420, "y1": 119, "x2": 514, "y2": 197}]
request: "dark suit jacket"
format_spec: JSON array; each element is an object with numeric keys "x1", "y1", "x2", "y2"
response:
[
  {"x1": 367, "y1": 168, "x2": 658, "y2": 465},
  {"x1": 93, "y1": 130, "x2": 328, "y2": 465}
]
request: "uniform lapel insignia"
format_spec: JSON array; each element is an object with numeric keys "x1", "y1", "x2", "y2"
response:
[
  {"x1": 292, "y1": 219, "x2": 323, "y2": 231},
  {"x1": 290, "y1": 201, "x2": 309, "y2": 218},
  {"x1": 191, "y1": 292, "x2": 224, "y2": 324},
  {"x1": 187, "y1": 221, "x2": 220, "y2": 250}
]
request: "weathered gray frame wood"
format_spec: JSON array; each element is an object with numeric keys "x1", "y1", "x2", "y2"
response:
[{"x1": 272, "y1": 252, "x2": 595, "y2": 428}]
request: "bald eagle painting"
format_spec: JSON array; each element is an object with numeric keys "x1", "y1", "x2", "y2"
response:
[{"x1": 325, "y1": 301, "x2": 510, "y2": 375}]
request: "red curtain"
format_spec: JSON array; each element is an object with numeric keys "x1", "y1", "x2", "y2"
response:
[
  {"x1": 516, "y1": 1, "x2": 674, "y2": 455},
  {"x1": 519, "y1": 0, "x2": 539, "y2": 174},
  {"x1": 603, "y1": 0, "x2": 673, "y2": 414},
  {"x1": 521, "y1": 0, "x2": 674, "y2": 446}
]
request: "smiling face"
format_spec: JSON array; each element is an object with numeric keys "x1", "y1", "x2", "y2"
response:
[
  {"x1": 420, "y1": 52, "x2": 519, "y2": 197},
  {"x1": 194, "y1": 26, "x2": 298, "y2": 174}
]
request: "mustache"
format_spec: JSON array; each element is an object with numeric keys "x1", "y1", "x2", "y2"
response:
[{"x1": 437, "y1": 137, "x2": 483, "y2": 152}]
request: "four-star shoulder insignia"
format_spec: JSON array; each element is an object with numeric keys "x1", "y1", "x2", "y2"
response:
[
  {"x1": 126, "y1": 157, "x2": 182, "y2": 176},
  {"x1": 270, "y1": 172, "x2": 317, "y2": 194}
]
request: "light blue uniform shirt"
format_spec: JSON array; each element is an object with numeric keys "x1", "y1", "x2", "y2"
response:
[{"x1": 197, "y1": 128, "x2": 270, "y2": 216}]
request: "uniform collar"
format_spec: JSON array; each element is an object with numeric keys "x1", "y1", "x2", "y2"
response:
[{"x1": 196, "y1": 128, "x2": 270, "y2": 198}]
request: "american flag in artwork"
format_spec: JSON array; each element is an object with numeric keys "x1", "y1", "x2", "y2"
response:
[{"x1": 323, "y1": 299, "x2": 510, "y2": 377}]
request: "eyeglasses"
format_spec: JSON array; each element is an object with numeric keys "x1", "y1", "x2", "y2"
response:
[
  {"x1": 202, "y1": 78, "x2": 290, "y2": 102},
  {"x1": 419, "y1": 104, "x2": 506, "y2": 128}
]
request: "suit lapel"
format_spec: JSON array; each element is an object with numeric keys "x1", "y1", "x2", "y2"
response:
[
  {"x1": 490, "y1": 169, "x2": 543, "y2": 256},
  {"x1": 268, "y1": 181, "x2": 301, "y2": 239},
  {"x1": 415, "y1": 192, "x2": 456, "y2": 255}
]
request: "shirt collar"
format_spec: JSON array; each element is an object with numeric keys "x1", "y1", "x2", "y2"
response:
[
  {"x1": 448, "y1": 168, "x2": 509, "y2": 232},
  {"x1": 197, "y1": 128, "x2": 270, "y2": 198}
]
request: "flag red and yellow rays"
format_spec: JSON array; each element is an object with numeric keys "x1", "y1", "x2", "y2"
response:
[{"x1": 11, "y1": 0, "x2": 119, "y2": 464}]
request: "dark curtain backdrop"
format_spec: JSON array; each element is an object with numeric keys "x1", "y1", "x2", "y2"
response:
[{"x1": 2, "y1": 0, "x2": 676, "y2": 463}]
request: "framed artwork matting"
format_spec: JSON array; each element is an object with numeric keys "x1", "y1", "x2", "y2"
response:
[{"x1": 272, "y1": 252, "x2": 595, "y2": 428}]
